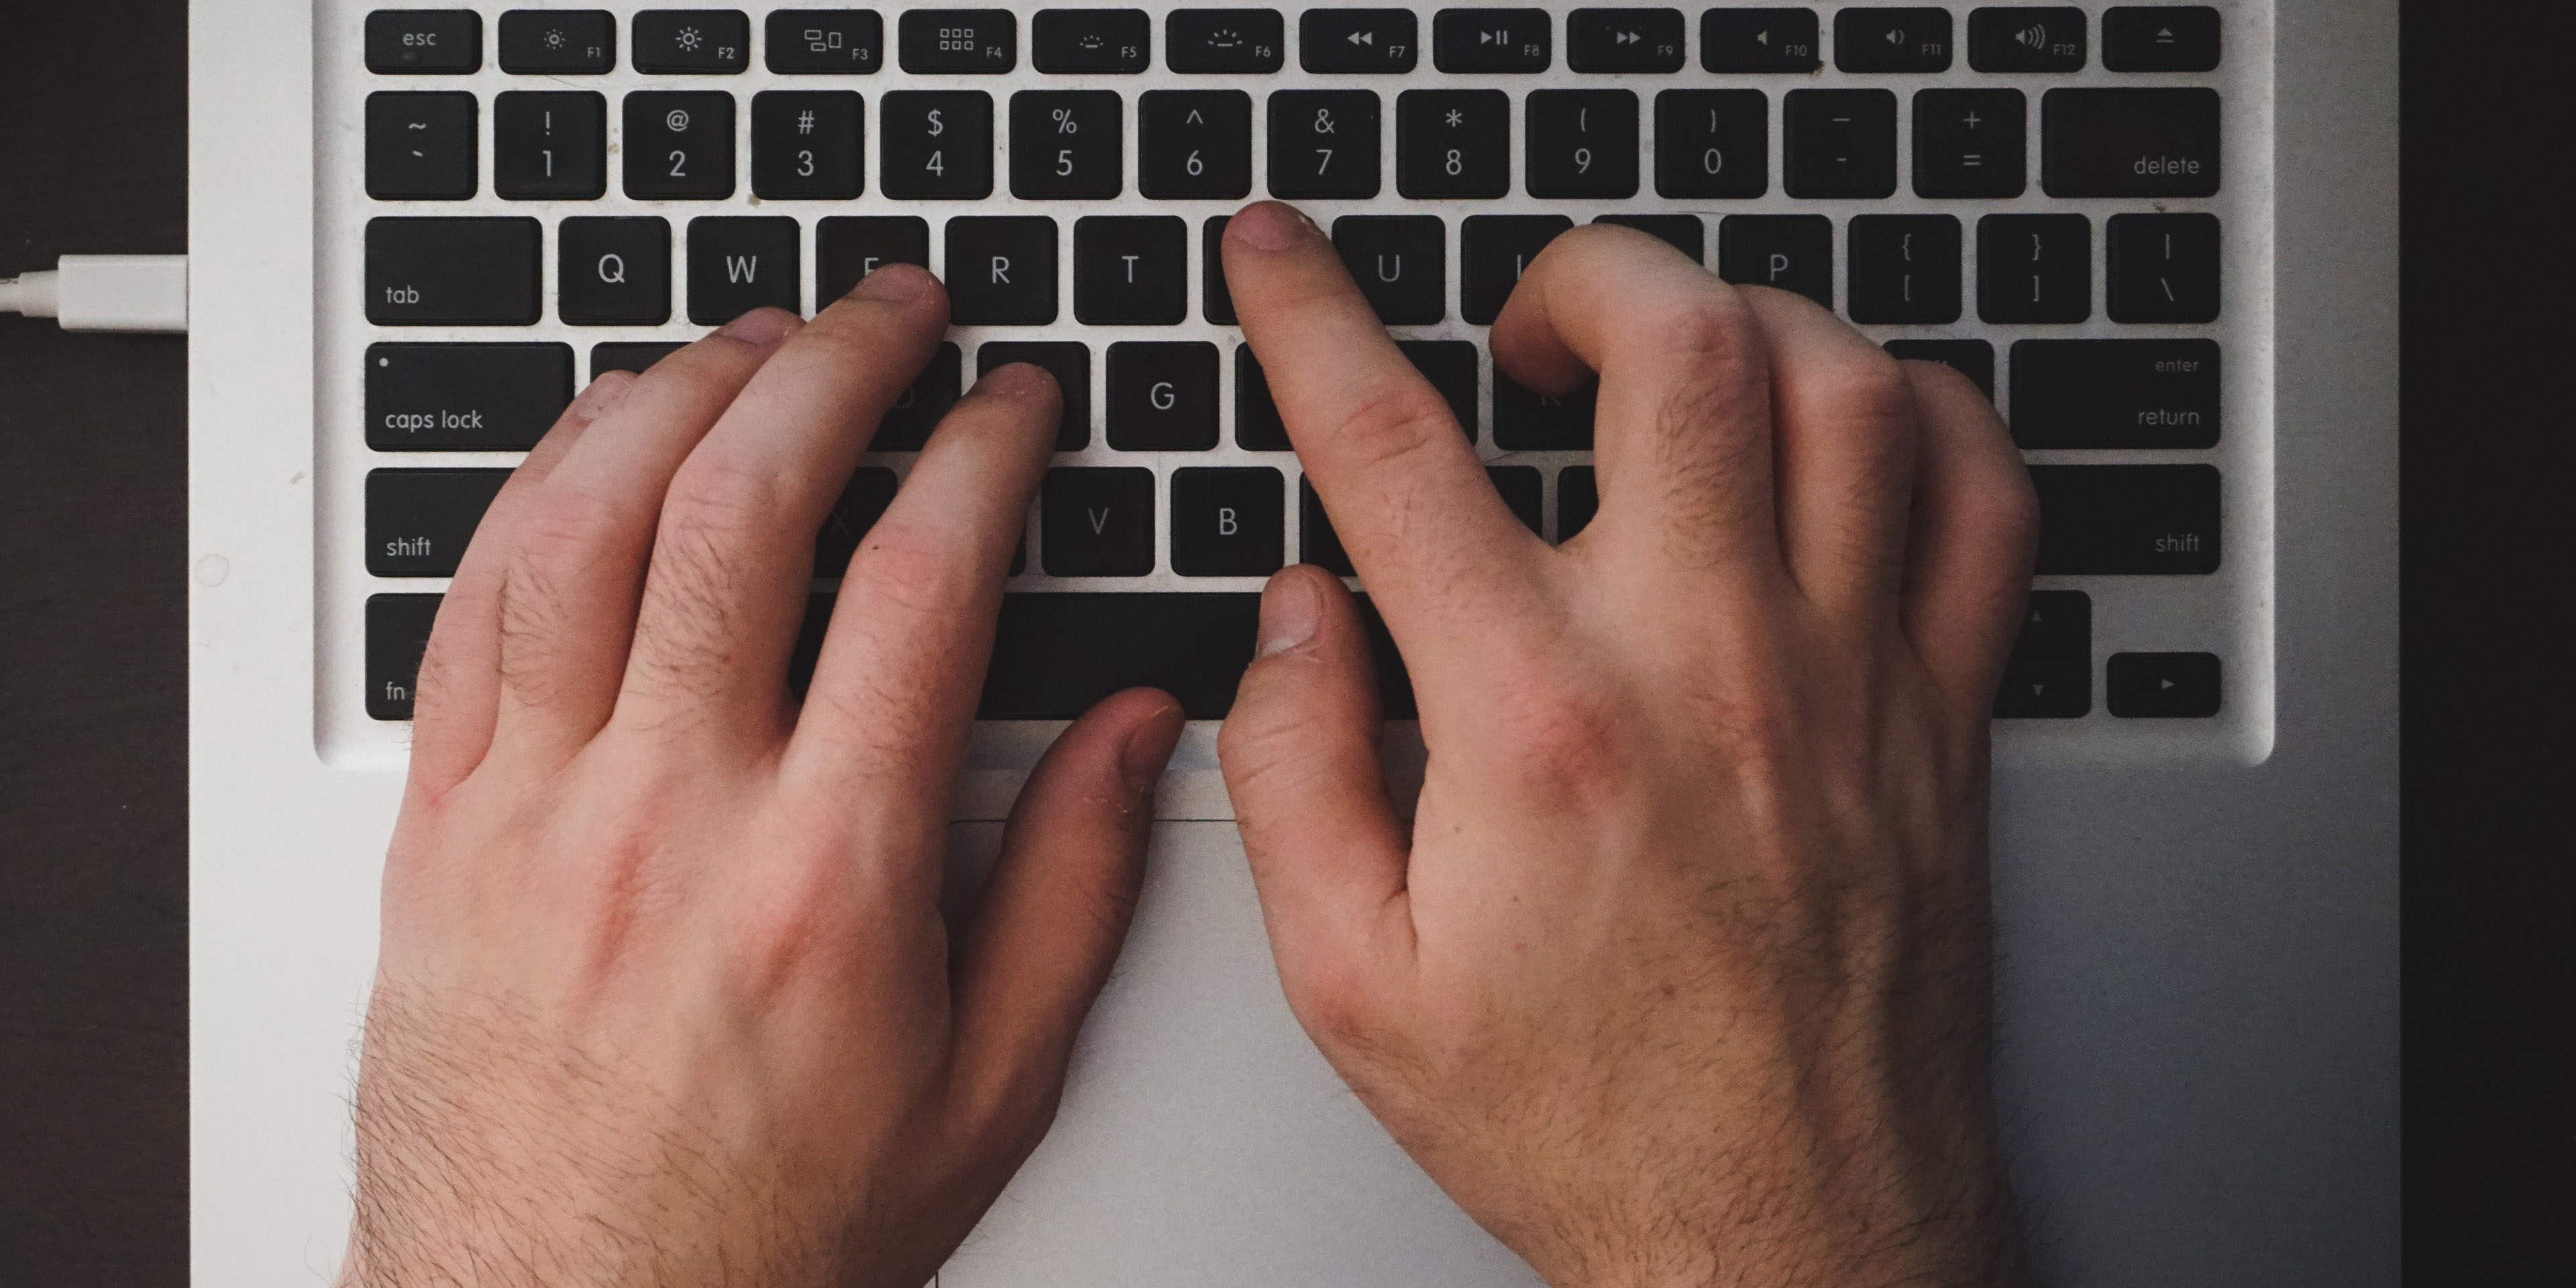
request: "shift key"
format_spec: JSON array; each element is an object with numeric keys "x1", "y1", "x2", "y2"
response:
[
  {"x1": 367, "y1": 468, "x2": 511, "y2": 576},
  {"x1": 2031, "y1": 464, "x2": 2220, "y2": 574},
  {"x1": 2011, "y1": 339, "x2": 2219, "y2": 448},
  {"x1": 366, "y1": 342, "x2": 573, "y2": 451},
  {"x1": 366, "y1": 217, "x2": 543, "y2": 325}
]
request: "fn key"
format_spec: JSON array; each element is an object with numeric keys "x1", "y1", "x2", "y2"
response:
[{"x1": 366, "y1": 594, "x2": 444, "y2": 720}]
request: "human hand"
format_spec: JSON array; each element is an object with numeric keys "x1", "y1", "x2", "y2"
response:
[
  {"x1": 1218, "y1": 203, "x2": 2036, "y2": 1288},
  {"x1": 343, "y1": 268, "x2": 1183, "y2": 1288}
]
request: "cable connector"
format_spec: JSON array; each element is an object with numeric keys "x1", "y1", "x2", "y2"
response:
[{"x1": 0, "y1": 254, "x2": 189, "y2": 333}]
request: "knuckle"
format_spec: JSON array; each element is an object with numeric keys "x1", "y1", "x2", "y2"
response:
[
  {"x1": 1332, "y1": 381, "x2": 1462, "y2": 468},
  {"x1": 849, "y1": 529, "x2": 978, "y2": 619}
]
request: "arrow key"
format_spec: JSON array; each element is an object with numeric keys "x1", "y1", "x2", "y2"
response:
[
  {"x1": 2106, "y1": 652, "x2": 2222, "y2": 718},
  {"x1": 1994, "y1": 589, "x2": 2091, "y2": 718},
  {"x1": 1568, "y1": 8, "x2": 1684, "y2": 72},
  {"x1": 1301, "y1": 9, "x2": 1419, "y2": 73}
]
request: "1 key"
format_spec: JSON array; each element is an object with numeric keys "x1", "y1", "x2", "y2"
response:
[
  {"x1": 1397, "y1": 89, "x2": 1509, "y2": 199},
  {"x1": 1139, "y1": 90, "x2": 1252, "y2": 199},
  {"x1": 1011, "y1": 91, "x2": 1124, "y2": 199},
  {"x1": 494, "y1": 91, "x2": 606, "y2": 200}
]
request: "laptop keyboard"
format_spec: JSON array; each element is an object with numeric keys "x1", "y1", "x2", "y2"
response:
[{"x1": 339, "y1": 3, "x2": 2247, "y2": 735}]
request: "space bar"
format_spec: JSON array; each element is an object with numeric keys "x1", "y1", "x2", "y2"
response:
[{"x1": 978, "y1": 592, "x2": 1417, "y2": 720}]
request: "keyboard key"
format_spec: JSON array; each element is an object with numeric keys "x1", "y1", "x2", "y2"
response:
[
  {"x1": 1011, "y1": 91, "x2": 1124, "y2": 199},
  {"x1": 365, "y1": 594, "x2": 443, "y2": 720},
  {"x1": 900, "y1": 9, "x2": 1016, "y2": 72},
  {"x1": 816, "y1": 468, "x2": 899, "y2": 571},
  {"x1": 1332, "y1": 215, "x2": 1446, "y2": 325},
  {"x1": 2102, "y1": 6, "x2": 2220, "y2": 72},
  {"x1": 686, "y1": 216, "x2": 799, "y2": 325},
  {"x1": 558, "y1": 216, "x2": 672, "y2": 324},
  {"x1": 978, "y1": 341, "x2": 1092, "y2": 449},
  {"x1": 1493, "y1": 373, "x2": 1595, "y2": 449},
  {"x1": 1567, "y1": 8, "x2": 1684, "y2": 72},
  {"x1": 1461, "y1": 213, "x2": 1571, "y2": 325},
  {"x1": 2030, "y1": 464, "x2": 2218, "y2": 575},
  {"x1": 2106, "y1": 652, "x2": 2222, "y2": 718},
  {"x1": 1298, "y1": 477, "x2": 1354, "y2": 573},
  {"x1": 873, "y1": 343, "x2": 963, "y2": 449},
  {"x1": 816, "y1": 215, "x2": 930, "y2": 303},
  {"x1": 365, "y1": 343, "x2": 573, "y2": 451},
  {"x1": 1171, "y1": 468, "x2": 1286, "y2": 576},
  {"x1": 1968, "y1": 6, "x2": 2085, "y2": 72},
  {"x1": 945, "y1": 215, "x2": 1057, "y2": 323},
  {"x1": 366, "y1": 92, "x2": 477, "y2": 200},
  {"x1": 1978, "y1": 213, "x2": 2090, "y2": 323},
  {"x1": 1074, "y1": 215, "x2": 1187, "y2": 324},
  {"x1": 1594, "y1": 213, "x2": 1703, "y2": 261},
  {"x1": 1782, "y1": 89, "x2": 1896, "y2": 199},
  {"x1": 1042, "y1": 468, "x2": 1156, "y2": 575},
  {"x1": 1994, "y1": 588, "x2": 2090, "y2": 718},
  {"x1": 494, "y1": 91, "x2": 607, "y2": 200},
  {"x1": 633, "y1": 10, "x2": 749, "y2": 72},
  {"x1": 500, "y1": 9, "x2": 615, "y2": 73},
  {"x1": 1884, "y1": 338, "x2": 1994, "y2": 398},
  {"x1": 1847, "y1": 215, "x2": 1960, "y2": 325},
  {"x1": 1399, "y1": 339, "x2": 1481, "y2": 438},
  {"x1": 1488, "y1": 466, "x2": 1544, "y2": 534},
  {"x1": 2106, "y1": 213, "x2": 2220, "y2": 324},
  {"x1": 1167, "y1": 9, "x2": 1285, "y2": 72},
  {"x1": 751, "y1": 91, "x2": 863, "y2": 199},
  {"x1": 591, "y1": 342, "x2": 686, "y2": 378},
  {"x1": 879, "y1": 91, "x2": 995, "y2": 199},
  {"x1": 367, "y1": 468, "x2": 508, "y2": 576},
  {"x1": 1303, "y1": 9, "x2": 1419, "y2": 73},
  {"x1": 1833, "y1": 7, "x2": 1953, "y2": 72},
  {"x1": 1654, "y1": 89, "x2": 1768, "y2": 199},
  {"x1": 1034, "y1": 9, "x2": 1150, "y2": 72},
  {"x1": 1397, "y1": 89, "x2": 1511, "y2": 199},
  {"x1": 1700, "y1": 7, "x2": 1818, "y2": 72},
  {"x1": 366, "y1": 217, "x2": 541, "y2": 325},
  {"x1": 1525, "y1": 90, "x2": 1638, "y2": 199},
  {"x1": 1717, "y1": 213, "x2": 1832, "y2": 309},
  {"x1": 1269, "y1": 91, "x2": 1380, "y2": 199},
  {"x1": 1140, "y1": 91, "x2": 1253, "y2": 199},
  {"x1": 981, "y1": 592, "x2": 1272, "y2": 717},
  {"x1": 765, "y1": 9, "x2": 884, "y2": 72},
  {"x1": 2042, "y1": 88, "x2": 2221, "y2": 198},
  {"x1": 1203, "y1": 216, "x2": 1239, "y2": 323},
  {"x1": 2008, "y1": 338, "x2": 2218, "y2": 448},
  {"x1": 1434, "y1": 8, "x2": 1552, "y2": 72},
  {"x1": 623, "y1": 91, "x2": 736, "y2": 199},
  {"x1": 367, "y1": 10, "x2": 482, "y2": 73},
  {"x1": 1557, "y1": 466, "x2": 1597, "y2": 541},
  {"x1": 1914, "y1": 90, "x2": 2024, "y2": 199},
  {"x1": 1106, "y1": 341, "x2": 1219, "y2": 449},
  {"x1": 1236, "y1": 344, "x2": 1285, "y2": 448}
]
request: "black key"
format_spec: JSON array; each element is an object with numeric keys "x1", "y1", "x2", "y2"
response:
[
  {"x1": 1298, "y1": 477, "x2": 1354, "y2": 574},
  {"x1": 815, "y1": 467, "x2": 900, "y2": 572},
  {"x1": 879, "y1": 92, "x2": 995, "y2": 199},
  {"x1": 1488, "y1": 466, "x2": 1544, "y2": 534},
  {"x1": 1978, "y1": 214, "x2": 2090, "y2": 324},
  {"x1": 2106, "y1": 652, "x2": 2222, "y2": 718},
  {"x1": 1075, "y1": 215, "x2": 1187, "y2": 324},
  {"x1": 591, "y1": 342, "x2": 686, "y2": 378},
  {"x1": 1461, "y1": 213, "x2": 1571, "y2": 325},
  {"x1": 1717, "y1": 214, "x2": 1833, "y2": 309},
  {"x1": 1012, "y1": 91, "x2": 1124, "y2": 199},
  {"x1": 366, "y1": 343, "x2": 573, "y2": 451},
  {"x1": 2102, "y1": 6, "x2": 2220, "y2": 72},
  {"x1": 686, "y1": 216, "x2": 799, "y2": 324},
  {"x1": 1434, "y1": 8, "x2": 1552, "y2": 72},
  {"x1": 2041, "y1": 88, "x2": 2221, "y2": 198},
  {"x1": 1995, "y1": 668, "x2": 2093, "y2": 719},
  {"x1": 633, "y1": 9, "x2": 750, "y2": 72},
  {"x1": 900, "y1": 9, "x2": 1018, "y2": 71},
  {"x1": 1042, "y1": 468, "x2": 1156, "y2": 576},
  {"x1": 366, "y1": 594, "x2": 443, "y2": 720},
  {"x1": 1700, "y1": 8, "x2": 1818, "y2": 72},
  {"x1": 1595, "y1": 213, "x2": 1703, "y2": 261},
  {"x1": 1106, "y1": 341, "x2": 1220, "y2": 449},
  {"x1": 2030, "y1": 464, "x2": 2219, "y2": 575},
  {"x1": 765, "y1": 9, "x2": 884, "y2": 72},
  {"x1": 1968, "y1": 7, "x2": 2086, "y2": 72},
  {"x1": 1034, "y1": 9, "x2": 1150, "y2": 72},
  {"x1": 367, "y1": 468, "x2": 508, "y2": 576},
  {"x1": 1171, "y1": 468, "x2": 1286, "y2": 576},
  {"x1": 1847, "y1": 215, "x2": 1960, "y2": 325},
  {"x1": 1833, "y1": 7, "x2": 1953, "y2": 72},
  {"x1": 816, "y1": 215, "x2": 930, "y2": 303},
  {"x1": 1994, "y1": 589, "x2": 2090, "y2": 718},
  {"x1": 1884, "y1": 338, "x2": 1994, "y2": 398},
  {"x1": 1525, "y1": 90, "x2": 1638, "y2": 199},
  {"x1": 1783, "y1": 89, "x2": 1896, "y2": 199},
  {"x1": 979, "y1": 341, "x2": 1093, "y2": 449},
  {"x1": 946, "y1": 216, "x2": 1059, "y2": 323},
  {"x1": 981, "y1": 592, "x2": 1271, "y2": 717},
  {"x1": 366, "y1": 92, "x2": 478, "y2": 200},
  {"x1": 1236, "y1": 343, "x2": 1285, "y2": 448},
  {"x1": 366, "y1": 217, "x2": 541, "y2": 325},
  {"x1": 752, "y1": 91, "x2": 863, "y2": 199},
  {"x1": 1140, "y1": 91, "x2": 1253, "y2": 199},
  {"x1": 1557, "y1": 466, "x2": 1597, "y2": 541},
  {"x1": 1269, "y1": 91, "x2": 1380, "y2": 199},
  {"x1": 1167, "y1": 9, "x2": 1285, "y2": 72},
  {"x1": 367, "y1": 10, "x2": 482, "y2": 73},
  {"x1": 500, "y1": 10, "x2": 616, "y2": 73},
  {"x1": 1303, "y1": 9, "x2": 1420, "y2": 73},
  {"x1": 1567, "y1": 7, "x2": 1684, "y2": 72},
  {"x1": 494, "y1": 91, "x2": 606, "y2": 200},
  {"x1": 1399, "y1": 339, "x2": 1481, "y2": 439},
  {"x1": 2106, "y1": 213, "x2": 2220, "y2": 325},
  {"x1": 1397, "y1": 90, "x2": 1511, "y2": 200},
  {"x1": 1654, "y1": 89, "x2": 1768, "y2": 199},
  {"x1": 874, "y1": 343, "x2": 964, "y2": 449},
  {"x1": 1493, "y1": 373, "x2": 1595, "y2": 449},
  {"x1": 558, "y1": 216, "x2": 672, "y2": 325},
  {"x1": 623, "y1": 91, "x2": 735, "y2": 200},
  {"x1": 1204, "y1": 217, "x2": 1239, "y2": 323},
  {"x1": 2008, "y1": 339, "x2": 2218, "y2": 448},
  {"x1": 1913, "y1": 89, "x2": 2026, "y2": 199},
  {"x1": 1333, "y1": 215, "x2": 1446, "y2": 325}
]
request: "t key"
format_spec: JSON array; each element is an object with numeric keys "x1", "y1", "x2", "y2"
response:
[{"x1": 1074, "y1": 215, "x2": 1187, "y2": 325}]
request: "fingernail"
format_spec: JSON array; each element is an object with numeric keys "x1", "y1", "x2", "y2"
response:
[
  {"x1": 1118, "y1": 697, "x2": 1185, "y2": 797},
  {"x1": 718, "y1": 307, "x2": 797, "y2": 345},
  {"x1": 1230, "y1": 201, "x2": 1315, "y2": 252},
  {"x1": 1257, "y1": 572, "x2": 1323, "y2": 658},
  {"x1": 855, "y1": 262, "x2": 932, "y2": 302}
]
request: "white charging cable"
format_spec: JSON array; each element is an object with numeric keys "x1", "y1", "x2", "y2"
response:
[{"x1": 0, "y1": 254, "x2": 189, "y2": 333}]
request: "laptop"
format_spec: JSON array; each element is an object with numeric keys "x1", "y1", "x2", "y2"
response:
[{"x1": 189, "y1": 1, "x2": 2398, "y2": 1282}]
